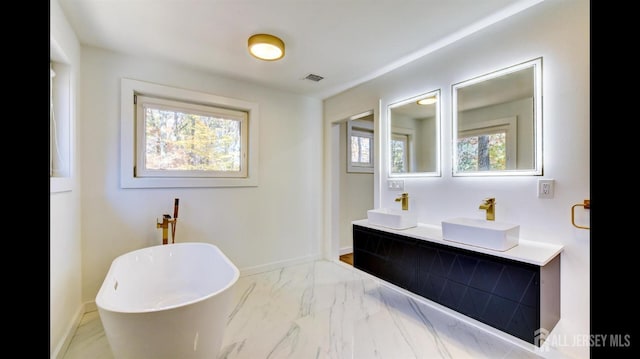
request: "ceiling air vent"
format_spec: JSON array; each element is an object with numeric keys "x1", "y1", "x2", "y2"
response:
[{"x1": 304, "y1": 74, "x2": 324, "y2": 82}]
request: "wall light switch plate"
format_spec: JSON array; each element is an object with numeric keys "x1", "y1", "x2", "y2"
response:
[
  {"x1": 538, "y1": 179, "x2": 555, "y2": 199},
  {"x1": 388, "y1": 179, "x2": 404, "y2": 191}
]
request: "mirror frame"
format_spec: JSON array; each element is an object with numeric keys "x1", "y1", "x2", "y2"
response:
[
  {"x1": 387, "y1": 89, "x2": 441, "y2": 178},
  {"x1": 451, "y1": 57, "x2": 543, "y2": 176}
]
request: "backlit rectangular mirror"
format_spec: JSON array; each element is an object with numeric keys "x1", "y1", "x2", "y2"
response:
[
  {"x1": 388, "y1": 89, "x2": 441, "y2": 177},
  {"x1": 452, "y1": 58, "x2": 542, "y2": 176}
]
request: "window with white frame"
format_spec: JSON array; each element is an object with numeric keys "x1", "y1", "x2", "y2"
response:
[
  {"x1": 121, "y1": 79, "x2": 259, "y2": 188},
  {"x1": 347, "y1": 117, "x2": 374, "y2": 173},
  {"x1": 50, "y1": 63, "x2": 56, "y2": 177},
  {"x1": 50, "y1": 59, "x2": 73, "y2": 193},
  {"x1": 135, "y1": 95, "x2": 248, "y2": 178}
]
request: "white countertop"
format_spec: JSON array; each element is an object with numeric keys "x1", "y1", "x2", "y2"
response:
[{"x1": 352, "y1": 219, "x2": 563, "y2": 266}]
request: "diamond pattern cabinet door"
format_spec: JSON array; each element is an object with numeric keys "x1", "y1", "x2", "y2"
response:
[
  {"x1": 468, "y1": 259, "x2": 504, "y2": 293},
  {"x1": 353, "y1": 225, "x2": 418, "y2": 291},
  {"x1": 493, "y1": 262, "x2": 539, "y2": 306},
  {"x1": 378, "y1": 233, "x2": 418, "y2": 291},
  {"x1": 353, "y1": 225, "x2": 560, "y2": 347},
  {"x1": 353, "y1": 226, "x2": 385, "y2": 277},
  {"x1": 415, "y1": 241, "x2": 541, "y2": 345}
]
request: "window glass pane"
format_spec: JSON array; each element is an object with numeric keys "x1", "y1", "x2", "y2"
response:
[
  {"x1": 351, "y1": 135, "x2": 360, "y2": 163},
  {"x1": 144, "y1": 105, "x2": 242, "y2": 172},
  {"x1": 358, "y1": 136, "x2": 370, "y2": 163},
  {"x1": 351, "y1": 135, "x2": 371, "y2": 164}
]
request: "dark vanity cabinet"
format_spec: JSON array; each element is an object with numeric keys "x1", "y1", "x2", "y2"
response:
[
  {"x1": 353, "y1": 224, "x2": 560, "y2": 346},
  {"x1": 353, "y1": 224, "x2": 419, "y2": 291}
]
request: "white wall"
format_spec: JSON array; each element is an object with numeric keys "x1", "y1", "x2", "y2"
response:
[
  {"x1": 79, "y1": 47, "x2": 323, "y2": 302},
  {"x1": 324, "y1": 1, "x2": 589, "y2": 358},
  {"x1": 50, "y1": 0, "x2": 82, "y2": 357}
]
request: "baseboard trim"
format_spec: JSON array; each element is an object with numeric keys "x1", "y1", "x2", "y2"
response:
[
  {"x1": 239, "y1": 253, "x2": 322, "y2": 277},
  {"x1": 51, "y1": 303, "x2": 86, "y2": 359},
  {"x1": 339, "y1": 246, "x2": 353, "y2": 255}
]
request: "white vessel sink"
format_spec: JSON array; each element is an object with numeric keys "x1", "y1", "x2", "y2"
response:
[
  {"x1": 441, "y1": 217, "x2": 519, "y2": 251},
  {"x1": 367, "y1": 208, "x2": 417, "y2": 230}
]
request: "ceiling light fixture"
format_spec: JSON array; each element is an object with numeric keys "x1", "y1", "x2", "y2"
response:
[
  {"x1": 417, "y1": 97, "x2": 437, "y2": 105},
  {"x1": 248, "y1": 34, "x2": 285, "y2": 61}
]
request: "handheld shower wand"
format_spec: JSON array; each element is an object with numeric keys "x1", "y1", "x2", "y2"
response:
[{"x1": 171, "y1": 198, "x2": 179, "y2": 243}]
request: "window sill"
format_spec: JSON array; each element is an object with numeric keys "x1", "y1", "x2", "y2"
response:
[{"x1": 121, "y1": 176, "x2": 258, "y2": 189}]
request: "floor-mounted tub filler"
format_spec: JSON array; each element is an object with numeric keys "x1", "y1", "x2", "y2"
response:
[{"x1": 96, "y1": 242, "x2": 239, "y2": 359}]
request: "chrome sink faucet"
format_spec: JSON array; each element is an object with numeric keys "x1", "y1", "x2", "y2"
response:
[
  {"x1": 395, "y1": 192, "x2": 409, "y2": 211},
  {"x1": 479, "y1": 197, "x2": 495, "y2": 221}
]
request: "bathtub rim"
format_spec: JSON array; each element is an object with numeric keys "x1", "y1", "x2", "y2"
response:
[{"x1": 95, "y1": 242, "x2": 240, "y2": 314}]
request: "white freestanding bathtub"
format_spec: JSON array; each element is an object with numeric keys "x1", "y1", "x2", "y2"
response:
[{"x1": 96, "y1": 242, "x2": 239, "y2": 359}]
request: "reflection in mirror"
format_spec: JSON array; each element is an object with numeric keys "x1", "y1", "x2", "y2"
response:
[
  {"x1": 388, "y1": 89, "x2": 440, "y2": 177},
  {"x1": 452, "y1": 58, "x2": 542, "y2": 176}
]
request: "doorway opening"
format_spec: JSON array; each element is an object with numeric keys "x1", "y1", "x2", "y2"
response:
[{"x1": 329, "y1": 110, "x2": 374, "y2": 266}]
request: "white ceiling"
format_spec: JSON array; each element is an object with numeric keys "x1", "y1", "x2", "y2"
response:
[{"x1": 58, "y1": 0, "x2": 542, "y2": 99}]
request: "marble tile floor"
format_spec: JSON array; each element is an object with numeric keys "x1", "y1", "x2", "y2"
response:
[{"x1": 62, "y1": 259, "x2": 547, "y2": 359}]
